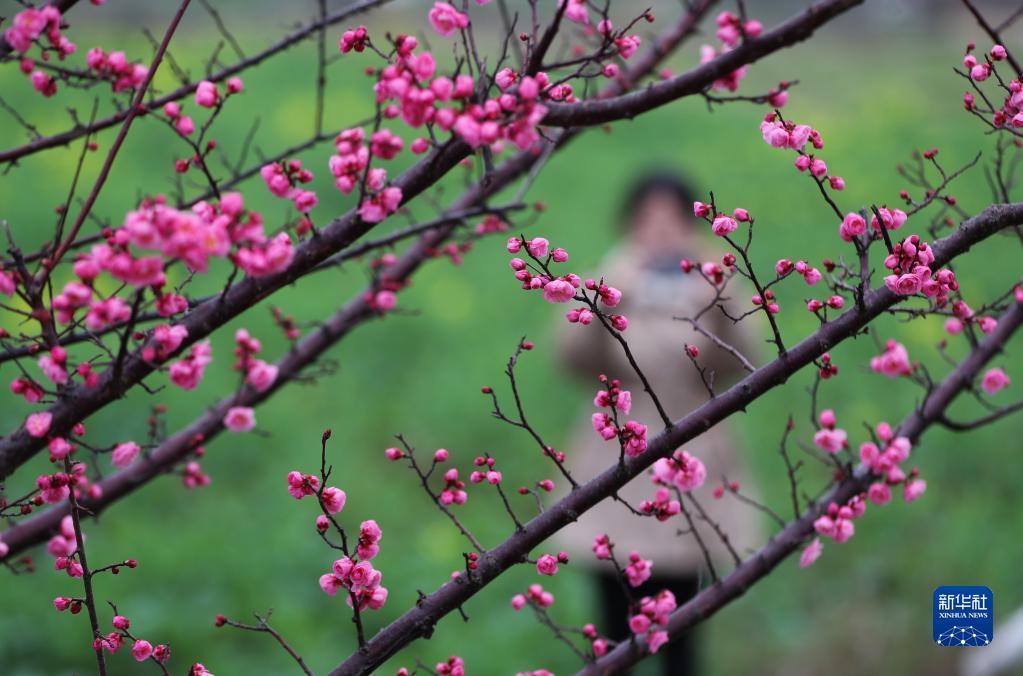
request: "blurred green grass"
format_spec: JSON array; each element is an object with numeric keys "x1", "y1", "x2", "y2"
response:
[{"x1": 1, "y1": 5, "x2": 1022, "y2": 675}]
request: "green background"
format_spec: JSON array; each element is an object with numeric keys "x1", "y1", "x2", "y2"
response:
[{"x1": 1, "y1": 1, "x2": 1021, "y2": 674}]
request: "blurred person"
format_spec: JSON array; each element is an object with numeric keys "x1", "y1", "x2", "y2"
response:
[{"x1": 555, "y1": 171, "x2": 761, "y2": 675}]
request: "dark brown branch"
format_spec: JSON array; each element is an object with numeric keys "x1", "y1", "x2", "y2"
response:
[{"x1": 541, "y1": 0, "x2": 863, "y2": 128}]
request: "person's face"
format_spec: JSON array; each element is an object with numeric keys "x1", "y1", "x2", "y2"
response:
[{"x1": 628, "y1": 191, "x2": 694, "y2": 255}]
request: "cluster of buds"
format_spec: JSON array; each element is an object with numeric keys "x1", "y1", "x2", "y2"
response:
[
  {"x1": 624, "y1": 550, "x2": 654, "y2": 587},
  {"x1": 760, "y1": 114, "x2": 845, "y2": 191},
  {"x1": 638, "y1": 488, "x2": 680, "y2": 521},
  {"x1": 870, "y1": 340, "x2": 913, "y2": 378},
  {"x1": 806, "y1": 296, "x2": 845, "y2": 315},
  {"x1": 680, "y1": 257, "x2": 726, "y2": 286},
  {"x1": 260, "y1": 158, "x2": 318, "y2": 214},
  {"x1": 182, "y1": 461, "x2": 210, "y2": 489},
  {"x1": 813, "y1": 494, "x2": 866, "y2": 544},
  {"x1": 318, "y1": 556, "x2": 388, "y2": 611},
  {"x1": 859, "y1": 422, "x2": 926, "y2": 505},
  {"x1": 591, "y1": 534, "x2": 613, "y2": 560},
  {"x1": 812, "y1": 409, "x2": 847, "y2": 454},
  {"x1": 697, "y1": 10, "x2": 763, "y2": 92},
  {"x1": 339, "y1": 25, "x2": 369, "y2": 53},
  {"x1": 651, "y1": 450, "x2": 707, "y2": 492},
  {"x1": 535, "y1": 552, "x2": 567, "y2": 576},
  {"x1": 232, "y1": 329, "x2": 279, "y2": 393},
  {"x1": 469, "y1": 455, "x2": 502, "y2": 485},
  {"x1": 817, "y1": 352, "x2": 839, "y2": 379},
  {"x1": 7, "y1": 6, "x2": 76, "y2": 96},
  {"x1": 883, "y1": 234, "x2": 958, "y2": 303},
  {"x1": 511, "y1": 583, "x2": 555, "y2": 610},
  {"x1": 507, "y1": 236, "x2": 630, "y2": 329},
  {"x1": 693, "y1": 200, "x2": 750, "y2": 238},
  {"x1": 629, "y1": 590, "x2": 677, "y2": 654},
  {"x1": 440, "y1": 468, "x2": 468, "y2": 506},
  {"x1": 593, "y1": 377, "x2": 632, "y2": 415}
]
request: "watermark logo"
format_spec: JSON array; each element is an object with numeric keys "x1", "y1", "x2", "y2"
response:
[{"x1": 933, "y1": 586, "x2": 993, "y2": 647}]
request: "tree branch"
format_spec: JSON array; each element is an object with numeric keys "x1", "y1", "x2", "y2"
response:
[{"x1": 326, "y1": 202, "x2": 1023, "y2": 675}]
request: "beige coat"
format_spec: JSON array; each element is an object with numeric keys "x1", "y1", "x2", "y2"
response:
[{"x1": 555, "y1": 244, "x2": 762, "y2": 572}]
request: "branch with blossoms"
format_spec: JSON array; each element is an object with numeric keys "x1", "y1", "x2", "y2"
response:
[
  {"x1": 586, "y1": 295, "x2": 1023, "y2": 673},
  {"x1": 0, "y1": 0, "x2": 746, "y2": 570},
  {"x1": 0, "y1": 0, "x2": 394, "y2": 163},
  {"x1": 6, "y1": 1, "x2": 1023, "y2": 674},
  {"x1": 0, "y1": 0, "x2": 859, "y2": 486},
  {"x1": 326, "y1": 200, "x2": 1023, "y2": 675}
]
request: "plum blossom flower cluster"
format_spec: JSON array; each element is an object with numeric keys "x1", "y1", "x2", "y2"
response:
[
  {"x1": 692, "y1": 200, "x2": 750, "y2": 238},
  {"x1": 261, "y1": 158, "x2": 318, "y2": 214},
  {"x1": 535, "y1": 551, "x2": 568, "y2": 576},
  {"x1": 760, "y1": 113, "x2": 846, "y2": 192},
  {"x1": 162, "y1": 99, "x2": 197, "y2": 137},
  {"x1": 547, "y1": 2, "x2": 647, "y2": 65},
  {"x1": 165, "y1": 336, "x2": 210, "y2": 390},
  {"x1": 74, "y1": 192, "x2": 294, "y2": 294},
  {"x1": 859, "y1": 422, "x2": 926, "y2": 505},
  {"x1": 943, "y1": 298, "x2": 1004, "y2": 338},
  {"x1": 319, "y1": 553, "x2": 388, "y2": 612},
  {"x1": 432, "y1": 655, "x2": 466, "y2": 676},
  {"x1": 31, "y1": 466, "x2": 99, "y2": 519},
  {"x1": 774, "y1": 258, "x2": 822, "y2": 287},
  {"x1": 373, "y1": 31, "x2": 550, "y2": 151},
  {"x1": 698, "y1": 11, "x2": 763, "y2": 93},
  {"x1": 7, "y1": 5, "x2": 77, "y2": 96},
  {"x1": 883, "y1": 234, "x2": 958, "y2": 302},
  {"x1": 628, "y1": 590, "x2": 677, "y2": 654},
  {"x1": 812, "y1": 409, "x2": 847, "y2": 454},
  {"x1": 57, "y1": 612, "x2": 172, "y2": 666},
  {"x1": 287, "y1": 452, "x2": 388, "y2": 613},
  {"x1": 679, "y1": 255, "x2": 727, "y2": 286},
  {"x1": 591, "y1": 533, "x2": 614, "y2": 560},
  {"x1": 328, "y1": 127, "x2": 403, "y2": 223},
  {"x1": 639, "y1": 450, "x2": 706, "y2": 520},
  {"x1": 84, "y1": 48, "x2": 147, "y2": 92},
  {"x1": 624, "y1": 550, "x2": 654, "y2": 587},
  {"x1": 961, "y1": 42, "x2": 1023, "y2": 129},
  {"x1": 163, "y1": 77, "x2": 241, "y2": 169},
  {"x1": 507, "y1": 237, "x2": 631, "y2": 332},
  {"x1": 510, "y1": 583, "x2": 555, "y2": 611},
  {"x1": 339, "y1": 25, "x2": 369, "y2": 54},
  {"x1": 508, "y1": 237, "x2": 576, "y2": 297},
  {"x1": 469, "y1": 454, "x2": 504, "y2": 486},
  {"x1": 811, "y1": 494, "x2": 865, "y2": 545},
  {"x1": 804, "y1": 419, "x2": 928, "y2": 567},
  {"x1": 286, "y1": 471, "x2": 347, "y2": 516},
  {"x1": 439, "y1": 468, "x2": 469, "y2": 506},
  {"x1": 232, "y1": 329, "x2": 279, "y2": 393},
  {"x1": 652, "y1": 450, "x2": 707, "y2": 492},
  {"x1": 870, "y1": 340, "x2": 913, "y2": 378},
  {"x1": 4, "y1": 5, "x2": 75, "y2": 55},
  {"x1": 591, "y1": 380, "x2": 648, "y2": 458}
]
